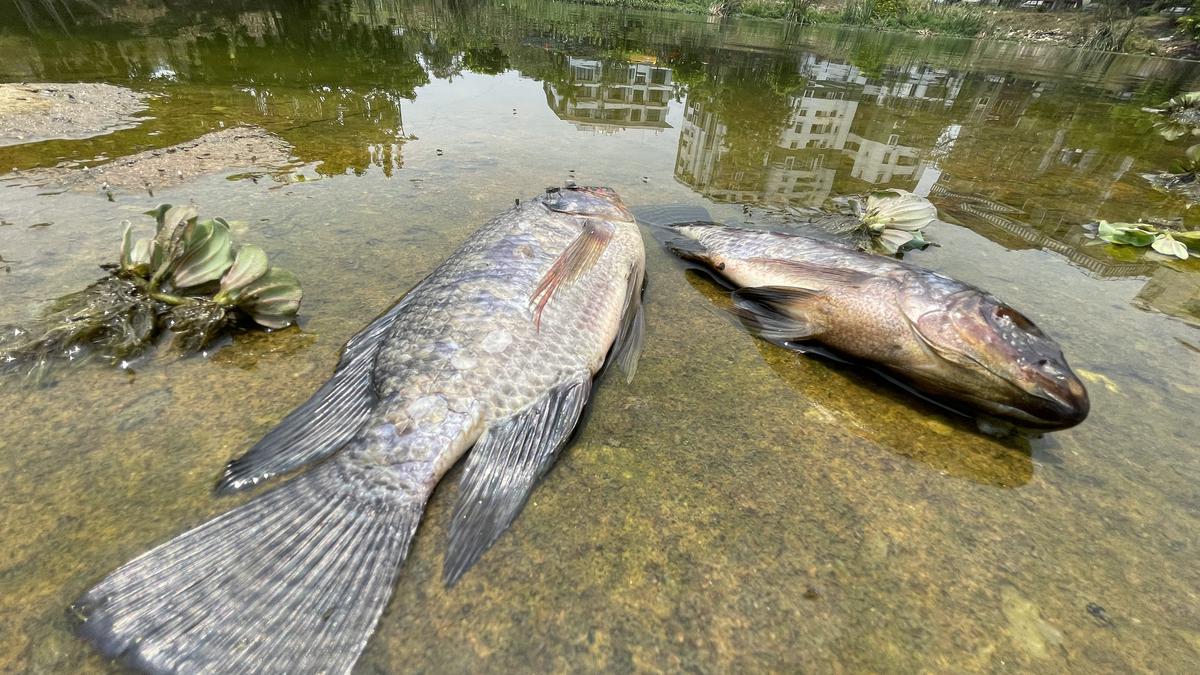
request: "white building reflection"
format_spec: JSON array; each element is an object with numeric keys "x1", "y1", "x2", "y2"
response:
[{"x1": 543, "y1": 57, "x2": 673, "y2": 132}]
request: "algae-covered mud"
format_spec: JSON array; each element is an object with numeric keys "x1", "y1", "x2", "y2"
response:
[
  {"x1": 0, "y1": 82, "x2": 148, "y2": 147},
  {"x1": 1, "y1": 1, "x2": 1199, "y2": 672}
]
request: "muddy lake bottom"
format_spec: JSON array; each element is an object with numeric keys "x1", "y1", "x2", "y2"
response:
[{"x1": 1, "y1": 0, "x2": 1199, "y2": 672}]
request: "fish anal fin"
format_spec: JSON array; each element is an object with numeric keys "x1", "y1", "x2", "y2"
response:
[
  {"x1": 443, "y1": 375, "x2": 591, "y2": 586},
  {"x1": 747, "y1": 257, "x2": 873, "y2": 287},
  {"x1": 217, "y1": 284, "x2": 422, "y2": 494},
  {"x1": 530, "y1": 219, "x2": 615, "y2": 328},
  {"x1": 75, "y1": 462, "x2": 424, "y2": 674},
  {"x1": 730, "y1": 285, "x2": 826, "y2": 343}
]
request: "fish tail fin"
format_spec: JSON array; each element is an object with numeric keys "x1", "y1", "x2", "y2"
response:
[
  {"x1": 73, "y1": 463, "x2": 423, "y2": 674},
  {"x1": 659, "y1": 221, "x2": 723, "y2": 264}
]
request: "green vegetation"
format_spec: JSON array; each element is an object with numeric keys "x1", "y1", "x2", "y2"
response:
[
  {"x1": 1087, "y1": 221, "x2": 1200, "y2": 260},
  {"x1": 0, "y1": 206, "x2": 302, "y2": 383},
  {"x1": 575, "y1": 0, "x2": 991, "y2": 37}
]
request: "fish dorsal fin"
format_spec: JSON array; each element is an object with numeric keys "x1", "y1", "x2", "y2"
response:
[
  {"x1": 747, "y1": 257, "x2": 873, "y2": 287},
  {"x1": 729, "y1": 286, "x2": 826, "y2": 343},
  {"x1": 216, "y1": 284, "x2": 421, "y2": 493},
  {"x1": 444, "y1": 375, "x2": 591, "y2": 586},
  {"x1": 530, "y1": 218, "x2": 614, "y2": 327},
  {"x1": 607, "y1": 259, "x2": 646, "y2": 383}
]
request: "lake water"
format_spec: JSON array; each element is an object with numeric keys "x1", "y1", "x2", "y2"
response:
[{"x1": 2, "y1": 0, "x2": 1199, "y2": 672}]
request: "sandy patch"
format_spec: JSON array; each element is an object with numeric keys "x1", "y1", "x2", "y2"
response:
[
  {"x1": 6, "y1": 126, "x2": 295, "y2": 195},
  {"x1": 0, "y1": 82, "x2": 149, "y2": 147}
]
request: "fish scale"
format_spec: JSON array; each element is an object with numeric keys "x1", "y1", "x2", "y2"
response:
[
  {"x1": 664, "y1": 221, "x2": 1088, "y2": 432},
  {"x1": 74, "y1": 186, "x2": 646, "y2": 675}
]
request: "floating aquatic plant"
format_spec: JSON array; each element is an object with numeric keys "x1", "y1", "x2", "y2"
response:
[
  {"x1": 1148, "y1": 91, "x2": 1200, "y2": 142},
  {"x1": 1142, "y1": 93, "x2": 1200, "y2": 202},
  {"x1": 1083, "y1": 220, "x2": 1200, "y2": 261},
  {"x1": 858, "y1": 189, "x2": 938, "y2": 254},
  {"x1": 747, "y1": 189, "x2": 938, "y2": 255},
  {"x1": 0, "y1": 204, "x2": 302, "y2": 384}
]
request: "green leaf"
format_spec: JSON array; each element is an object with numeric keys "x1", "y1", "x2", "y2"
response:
[
  {"x1": 145, "y1": 204, "x2": 171, "y2": 227},
  {"x1": 1096, "y1": 221, "x2": 1156, "y2": 247},
  {"x1": 1152, "y1": 232, "x2": 1190, "y2": 260},
  {"x1": 1187, "y1": 144, "x2": 1200, "y2": 164},
  {"x1": 1172, "y1": 230, "x2": 1200, "y2": 251},
  {"x1": 237, "y1": 268, "x2": 302, "y2": 329},
  {"x1": 119, "y1": 222, "x2": 134, "y2": 268},
  {"x1": 1161, "y1": 91, "x2": 1200, "y2": 111},
  {"x1": 876, "y1": 228, "x2": 915, "y2": 254},
  {"x1": 171, "y1": 218, "x2": 233, "y2": 289},
  {"x1": 215, "y1": 245, "x2": 269, "y2": 304},
  {"x1": 129, "y1": 239, "x2": 158, "y2": 275},
  {"x1": 153, "y1": 204, "x2": 198, "y2": 248},
  {"x1": 1155, "y1": 121, "x2": 1188, "y2": 141}
]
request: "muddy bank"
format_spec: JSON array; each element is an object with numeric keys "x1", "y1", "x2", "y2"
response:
[
  {"x1": 5, "y1": 126, "x2": 295, "y2": 195},
  {"x1": 0, "y1": 83, "x2": 149, "y2": 147}
]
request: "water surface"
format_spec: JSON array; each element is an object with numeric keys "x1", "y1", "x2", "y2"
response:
[{"x1": 2, "y1": 1, "x2": 1199, "y2": 672}]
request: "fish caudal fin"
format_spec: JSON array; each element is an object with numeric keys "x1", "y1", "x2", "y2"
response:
[
  {"x1": 74, "y1": 463, "x2": 422, "y2": 674},
  {"x1": 216, "y1": 291, "x2": 417, "y2": 493},
  {"x1": 658, "y1": 222, "x2": 717, "y2": 263},
  {"x1": 530, "y1": 220, "x2": 614, "y2": 327},
  {"x1": 730, "y1": 286, "x2": 826, "y2": 344},
  {"x1": 630, "y1": 204, "x2": 713, "y2": 228},
  {"x1": 444, "y1": 376, "x2": 591, "y2": 586}
]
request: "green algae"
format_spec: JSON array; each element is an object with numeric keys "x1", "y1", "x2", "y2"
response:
[{"x1": 1, "y1": 1, "x2": 1199, "y2": 673}]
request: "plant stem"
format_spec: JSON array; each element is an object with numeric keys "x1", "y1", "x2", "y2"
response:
[{"x1": 148, "y1": 291, "x2": 192, "y2": 306}]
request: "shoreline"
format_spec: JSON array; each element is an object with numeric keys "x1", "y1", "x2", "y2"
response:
[{"x1": 570, "y1": 0, "x2": 1200, "y2": 60}]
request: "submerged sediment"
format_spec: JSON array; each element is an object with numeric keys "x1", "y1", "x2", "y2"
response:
[
  {"x1": 0, "y1": 83, "x2": 149, "y2": 147},
  {"x1": 5, "y1": 126, "x2": 295, "y2": 194}
]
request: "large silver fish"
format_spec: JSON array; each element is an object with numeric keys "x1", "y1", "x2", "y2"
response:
[
  {"x1": 74, "y1": 186, "x2": 646, "y2": 674},
  {"x1": 665, "y1": 222, "x2": 1088, "y2": 430}
]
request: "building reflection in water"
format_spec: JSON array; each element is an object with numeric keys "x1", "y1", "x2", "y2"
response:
[
  {"x1": 544, "y1": 56, "x2": 673, "y2": 132},
  {"x1": 675, "y1": 57, "x2": 971, "y2": 208}
]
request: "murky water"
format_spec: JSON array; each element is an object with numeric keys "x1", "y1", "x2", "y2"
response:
[{"x1": 2, "y1": 0, "x2": 1200, "y2": 672}]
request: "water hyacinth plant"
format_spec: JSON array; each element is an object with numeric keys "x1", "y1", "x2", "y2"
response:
[
  {"x1": 0, "y1": 205, "x2": 302, "y2": 383},
  {"x1": 858, "y1": 189, "x2": 938, "y2": 254},
  {"x1": 1149, "y1": 92, "x2": 1200, "y2": 143},
  {"x1": 1085, "y1": 220, "x2": 1200, "y2": 261},
  {"x1": 752, "y1": 189, "x2": 938, "y2": 255},
  {"x1": 1143, "y1": 93, "x2": 1200, "y2": 201}
]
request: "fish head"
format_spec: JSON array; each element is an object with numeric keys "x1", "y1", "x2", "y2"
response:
[
  {"x1": 539, "y1": 185, "x2": 634, "y2": 222},
  {"x1": 908, "y1": 289, "x2": 1089, "y2": 430}
]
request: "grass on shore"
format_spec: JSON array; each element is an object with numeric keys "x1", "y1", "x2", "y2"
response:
[{"x1": 579, "y1": 0, "x2": 993, "y2": 38}]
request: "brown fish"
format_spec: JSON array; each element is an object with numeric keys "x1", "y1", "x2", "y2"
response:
[
  {"x1": 665, "y1": 222, "x2": 1088, "y2": 430},
  {"x1": 74, "y1": 186, "x2": 646, "y2": 674}
]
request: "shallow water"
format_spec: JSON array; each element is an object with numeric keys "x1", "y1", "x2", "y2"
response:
[{"x1": 2, "y1": 0, "x2": 1199, "y2": 672}]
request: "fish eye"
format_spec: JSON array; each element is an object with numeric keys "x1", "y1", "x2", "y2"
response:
[{"x1": 993, "y1": 306, "x2": 1045, "y2": 337}]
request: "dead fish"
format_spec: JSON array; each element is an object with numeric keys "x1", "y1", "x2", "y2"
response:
[
  {"x1": 74, "y1": 186, "x2": 646, "y2": 674},
  {"x1": 665, "y1": 222, "x2": 1088, "y2": 431}
]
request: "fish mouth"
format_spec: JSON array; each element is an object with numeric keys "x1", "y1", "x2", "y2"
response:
[
  {"x1": 541, "y1": 185, "x2": 635, "y2": 222},
  {"x1": 966, "y1": 373, "x2": 1089, "y2": 430},
  {"x1": 1025, "y1": 371, "x2": 1090, "y2": 429}
]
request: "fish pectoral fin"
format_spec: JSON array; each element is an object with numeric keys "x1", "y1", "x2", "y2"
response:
[
  {"x1": 747, "y1": 257, "x2": 873, "y2": 286},
  {"x1": 444, "y1": 375, "x2": 591, "y2": 586},
  {"x1": 530, "y1": 218, "x2": 615, "y2": 327},
  {"x1": 607, "y1": 259, "x2": 646, "y2": 383},
  {"x1": 217, "y1": 282, "x2": 423, "y2": 493},
  {"x1": 730, "y1": 286, "x2": 825, "y2": 343},
  {"x1": 75, "y1": 462, "x2": 424, "y2": 675}
]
